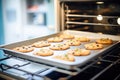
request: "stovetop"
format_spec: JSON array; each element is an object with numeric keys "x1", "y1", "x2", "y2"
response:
[{"x1": 0, "y1": 43, "x2": 120, "y2": 80}]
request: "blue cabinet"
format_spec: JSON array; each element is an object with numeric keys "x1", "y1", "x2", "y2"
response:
[
  {"x1": 0, "y1": 0, "x2": 4, "y2": 45},
  {"x1": 0, "y1": 0, "x2": 5, "y2": 58}
]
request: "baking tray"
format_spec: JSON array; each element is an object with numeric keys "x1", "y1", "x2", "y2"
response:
[{"x1": 0, "y1": 30, "x2": 120, "y2": 70}]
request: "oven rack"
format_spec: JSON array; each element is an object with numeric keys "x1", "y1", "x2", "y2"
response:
[
  {"x1": 69, "y1": 43, "x2": 120, "y2": 80},
  {"x1": 66, "y1": 21, "x2": 120, "y2": 27},
  {"x1": 0, "y1": 54, "x2": 85, "y2": 80},
  {"x1": 65, "y1": 14, "x2": 119, "y2": 27},
  {"x1": 66, "y1": 14, "x2": 119, "y2": 18},
  {"x1": 0, "y1": 54, "x2": 105, "y2": 80},
  {"x1": 0, "y1": 52, "x2": 105, "y2": 80},
  {"x1": 65, "y1": 13, "x2": 119, "y2": 27}
]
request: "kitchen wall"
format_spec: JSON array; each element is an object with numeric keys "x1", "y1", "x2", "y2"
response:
[
  {"x1": 2, "y1": 0, "x2": 24, "y2": 44},
  {"x1": 46, "y1": 0, "x2": 55, "y2": 29},
  {"x1": 2, "y1": 0, "x2": 55, "y2": 44}
]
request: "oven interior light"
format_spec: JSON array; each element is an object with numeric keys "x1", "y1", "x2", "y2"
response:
[
  {"x1": 97, "y1": 15, "x2": 103, "y2": 21},
  {"x1": 96, "y1": 1, "x2": 104, "y2": 4},
  {"x1": 117, "y1": 18, "x2": 120, "y2": 25}
]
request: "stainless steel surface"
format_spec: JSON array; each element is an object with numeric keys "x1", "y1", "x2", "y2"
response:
[
  {"x1": 66, "y1": 14, "x2": 119, "y2": 18},
  {"x1": 0, "y1": 30, "x2": 120, "y2": 70},
  {"x1": 66, "y1": 21, "x2": 120, "y2": 26}
]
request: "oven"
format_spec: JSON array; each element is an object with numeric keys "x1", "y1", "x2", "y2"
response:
[
  {"x1": 0, "y1": 0, "x2": 120, "y2": 80},
  {"x1": 55, "y1": 0, "x2": 120, "y2": 35}
]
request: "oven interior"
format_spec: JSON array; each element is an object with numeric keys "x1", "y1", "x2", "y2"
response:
[{"x1": 59, "y1": 0, "x2": 120, "y2": 35}]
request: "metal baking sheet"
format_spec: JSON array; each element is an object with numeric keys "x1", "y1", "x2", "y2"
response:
[{"x1": 0, "y1": 30, "x2": 120, "y2": 70}]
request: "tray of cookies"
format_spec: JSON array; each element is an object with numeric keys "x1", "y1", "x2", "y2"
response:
[{"x1": 0, "y1": 30, "x2": 120, "y2": 70}]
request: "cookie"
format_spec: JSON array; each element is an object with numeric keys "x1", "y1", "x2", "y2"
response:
[
  {"x1": 47, "y1": 37, "x2": 63, "y2": 42},
  {"x1": 53, "y1": 54, "x2": 75, "y2": 62},
  {"x1": 49, "y1": 43, "x2": 70, "y2": 50},
  {"x1": 59, "y1": 33, "x2": 74, "y2": 39},
  {"x1": 32, "y1": 41, "x2": 50, "y2": 48},
  {"x1": 67, "y1": 48, "x2": 90, "y2": 56},
  {"x1": 13, "y1": 45, "x2": 34, "y2": 53},
  {"x1": 84, "y1": 43, "x2": 103, "y2": 50},
  {"x1": 75, "y1": 36, "x2": 90, "y2": 42},
  {"x1": 34, "y1": 48, "x2": 53, "y2": 56},
  {"x1": 96, "y1": 38, "x2": 113, "y2": 44},
  {"x1": 65, "y1": 39, "x2": 81, "y2": 46}
]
